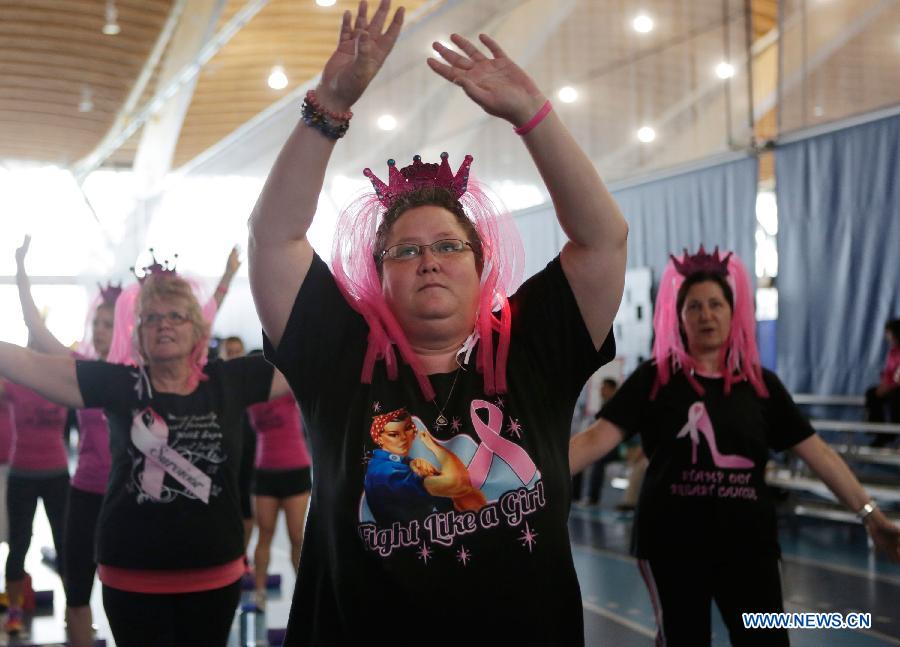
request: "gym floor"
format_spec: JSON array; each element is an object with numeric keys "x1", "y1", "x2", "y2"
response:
[
  {"x1": 6, "y1": 491, "x2": 899, "y2": 646},
  {"x1": 570, "y1": 494, "x2": 900, "y2": 647}
]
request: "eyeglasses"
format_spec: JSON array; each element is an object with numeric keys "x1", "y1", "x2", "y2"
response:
[
  {"x1": 140, "y1": 311, "x2": 190, "y2": 327},
  {"x1": 381, "y1": 238, "x2": 473, "y2": 261}
]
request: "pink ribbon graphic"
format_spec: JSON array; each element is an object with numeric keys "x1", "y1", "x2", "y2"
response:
[
  {"x1": 467, "y1": 400, "x2": 537, "y2": 490},
  {"x1": 131, "y1": 409, "x2": 212, "y2": 503},
  {"x1": 676, "y1": 402, "x2": 754, "y2": 469}
]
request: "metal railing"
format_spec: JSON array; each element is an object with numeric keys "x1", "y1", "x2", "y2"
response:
[{"x1": 762, "y1": 394, "x2": 900, "y2": 525}]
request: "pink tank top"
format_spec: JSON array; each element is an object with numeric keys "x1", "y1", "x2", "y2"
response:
[
  {"x1": 882, "y1": 347, "x2": 900, "y2": 389},
  {"x1": 5, "y1": 382, "x2": 68, "y2": 472},
  {"x1": 0, "y1": 394, "x2": 13, "y2": 465},
  {"x1": 72, "y1": 408, "x2": 111, "y2": 494},
  {"x1": 247, "y1": 394, "x2": 311, "y2": 471}
]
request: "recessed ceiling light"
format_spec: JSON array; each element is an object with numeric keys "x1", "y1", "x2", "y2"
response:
[
  {"x1": 633, "y1": 14, "x2": 654, "y2": 34},
  {"x1": 715, "y1": 62, "x2": 735, "y2": 79},
  {"x1": 267, "y1": 65, "x2": 288, "y2": 90},
  {"x1": 102, "y1": 0, "x2": 120, "y2": 35},
  {"x1": 316, "y1": 0, "x2": 337, "y2": 6},
  {"x1": 637, "y1": 126, "x2": 656, "y2": 143},
  {"x1": 377, "y1": 114, "x2": 397, "y2": 131},
  {"x1": 79, "y1": 86, "x2": 94, "y2": 113},
  {"x1": 557, "y1": 86, "x2": 578, "y2": 103}
]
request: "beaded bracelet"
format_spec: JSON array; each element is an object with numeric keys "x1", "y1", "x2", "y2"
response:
[
  {"x1": 305, "y1": 89, "x2": 353, "y2": 121},
  {"x1": 301, "y1": 98, "x2": 350, "y2": 140}
]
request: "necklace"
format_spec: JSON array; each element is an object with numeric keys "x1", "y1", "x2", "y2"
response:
[{"x1": 431, "y1": 368, "x2": 461, "y2": 428}]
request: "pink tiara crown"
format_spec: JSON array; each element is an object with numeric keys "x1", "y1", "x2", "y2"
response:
[
  {"x1": 131, "y1": 248, "x2": 178, "y2": 284},
  {"x1": 98, "y1": 282, "x2": 123, "y2": 305},
  {"x1": 670, "y1": 245, "x2": 732, "y2": 277},
  {"x1": 363, "y1": 152, "x2": 473, "y2": 209}
]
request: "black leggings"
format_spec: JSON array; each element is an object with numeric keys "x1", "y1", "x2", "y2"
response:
[
  {"x1": 639, "y1": 554, "x2": 789, "y2": 646},
  {"x1": 5, "y1": 471, "x2": 69, "y2": 582},
  {"x1": 102, "y1": 580, "x2": 241, "y2": 647},
  {"x1": 63, "y1": 486, "x2": 104, "y2": 606}
]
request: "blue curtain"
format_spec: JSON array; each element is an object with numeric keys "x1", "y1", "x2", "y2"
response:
[
  {"x1": 776, "y1": 114, "x2": 900, "y2": 395},
  {"x1": 610, "y1": 156, "x2": 759, "y2": 284}
]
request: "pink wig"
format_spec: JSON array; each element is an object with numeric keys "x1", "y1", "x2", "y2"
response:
[
  {"x1": 651, "y1": 249, "x2": 768, "y2": 399},
  {"x1": 107, "y1": 274, "x2": 219, "y2": 394},
  {"x1": 77, "y1": 283, "x2": 122, "y2": 359},
  {"x1": 331, "y1": 176, "x2": 524, "y2": 401}
]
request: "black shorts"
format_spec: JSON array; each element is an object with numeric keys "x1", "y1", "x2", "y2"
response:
[
  {"x1": 252, "y1": 467, "x2": 311, "y2": 499},
  {"x1": 63, "y1": 486, "x2": 104, "y2": 606}
]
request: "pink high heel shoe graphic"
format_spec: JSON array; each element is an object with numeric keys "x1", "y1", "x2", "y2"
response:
[{"x1": 677, "y1": 402, "x2": 754, "y2": 469}]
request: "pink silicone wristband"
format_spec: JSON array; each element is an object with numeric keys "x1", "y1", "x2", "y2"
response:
[{"x1": 513, "y1": 100, "x2": 552, "y2": 135}]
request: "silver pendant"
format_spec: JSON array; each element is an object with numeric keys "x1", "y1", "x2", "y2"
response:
[{"x1": 436, "y1": 414, "x2": 448, "y2": 427}]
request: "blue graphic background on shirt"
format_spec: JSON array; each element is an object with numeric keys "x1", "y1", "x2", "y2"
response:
[{"x1": 360, "y1": 415, "x2": 541, "y2": 522}]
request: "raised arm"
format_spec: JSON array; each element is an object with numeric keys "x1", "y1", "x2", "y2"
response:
[
  {"x1": 15, "y1": 236, "x2": 70, "y2": 357},
  {"x1": 212, "y1": 245, "x2": 242, "y2": 309},
  {"x1": 0, "y1": 342, "x2": 84, "y2": 409},
  {"x1": 428, "y1": 34, "x2": 628, "y2": 349},
  {"x1": 792, "y1": 435, "x2": 900, "y2": 562},
  {"x1": 248, "y1": 0, "x2": 404, "y2": 348},
  {"x1": 569, "y1": 417, "x2": 626, "y2": 474}
]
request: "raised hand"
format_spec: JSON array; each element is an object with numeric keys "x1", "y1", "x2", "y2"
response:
[
  {"x1": 318, "y1": 0, "x2": 405, "y2": 112},
  {"x1": 14, "y1": 235, "x2": 31, "y2": 269},
  {"x1": 225, "y1": 245, "x2": 241, "y2": 277},
  {"x1": 427, "y1": 33, "x2": 546, "y2": 127}
]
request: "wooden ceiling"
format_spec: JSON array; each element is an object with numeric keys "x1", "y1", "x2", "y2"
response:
[
  {"x1": 751, "y1": 0, "x2": 778, "y2": 41},
  {"x1": 171, "y1": 0, "x2": 432, "y2": 168},
  {"x1": 0, "y1": 0, "x2": 174, "y2": 165},
  {"x1": 1, "y1": 0, "x2": 896, "y2": 177},
  {"x1": 0, "y1": 0, "x2": 431, "y2": 169}
]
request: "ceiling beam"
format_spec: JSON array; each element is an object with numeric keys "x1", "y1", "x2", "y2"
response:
[
  {"x1": 69, "y1": 0, "x2": 189, "y2": 179},
  {"x1": 73, "y1": 0, "x2": 273, "y2": 181},
  {"x1": 129, "y1": 0, "x2": 228, "y2": 198},
  {"x1": 116, "y1": 0, "x2": 190, "y2": 138}
]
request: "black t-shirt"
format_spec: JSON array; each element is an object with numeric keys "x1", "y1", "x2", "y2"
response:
[
  {"x1": 76, "y1": 356, "x2": 273, "y2": 569},
  {"x1": 265, "y1": 253, "x2": 614, "y2": 646},
  {"x1": 600, "y1": 361, "x2": 814, "y2": 562}
]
